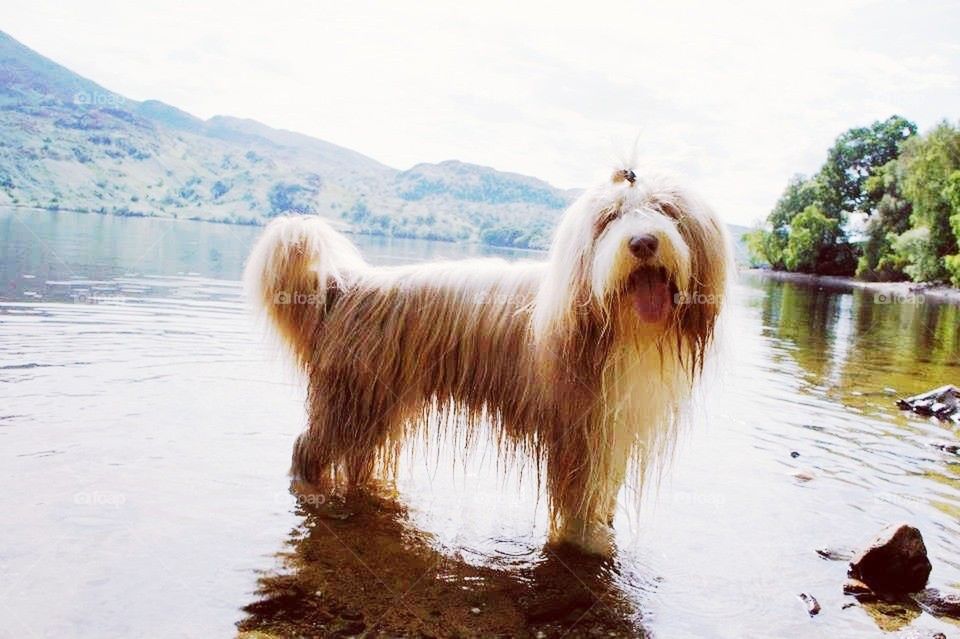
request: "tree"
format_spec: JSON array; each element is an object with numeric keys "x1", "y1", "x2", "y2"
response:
[
  {"x1": 856, "y1": 160, "x2": 912, "y2": 281},
  {"x1": 782, "y1": 205, "x2": 842, "y2": 273},
  {"x1": 745, "y1": 176, "x2": 818, "y2": 269},
  {"x1": 817, "y1": 115, "x2": 917, "y2": 219},
  {"x1": 893, "y1": 227, "x2": 941, "y2": 282},
  {"x1": 896, "y1": 121, "x2": 960, "y2": 282},
  {"x1": 770, "y1": 175, "x2": 820, "y2": 228},
  {"x1": 746, "y1": 116, "x2": 916, "y2": 277},
  {"x1": 744, "y1": 226, "x2": 787, "y2": 269},
  {"x1": 943, "y1": 170, "x2": 960, "y2": 285}
]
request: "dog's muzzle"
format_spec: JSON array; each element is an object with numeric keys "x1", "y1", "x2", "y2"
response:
[{"x1": 624, "y1": 235, "x2": 677, "y2": 324}]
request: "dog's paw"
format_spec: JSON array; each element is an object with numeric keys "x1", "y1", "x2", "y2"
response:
[{"x1": 551, "y1": 518, "x2": 616, "y2": 557}]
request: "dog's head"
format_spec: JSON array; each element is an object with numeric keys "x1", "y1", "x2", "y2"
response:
[{"x1": 533, "y1": 168, "x2": 730, "y2": 375}]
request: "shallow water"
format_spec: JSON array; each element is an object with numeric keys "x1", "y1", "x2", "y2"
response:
[{"x1": 1, "y1": 207, "x2": 959, "y2": 638}]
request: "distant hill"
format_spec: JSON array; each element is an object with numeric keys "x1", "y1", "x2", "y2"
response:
[{"x1": 0, "y1": 31, "x2": 740, "y2": 251}]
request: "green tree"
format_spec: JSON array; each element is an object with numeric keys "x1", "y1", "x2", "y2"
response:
[
  {"x1": 745, "y1": 176, "x2": 818, "y2": 269},
  {"x1": 856, "y1": 160, "x2": 912, "y2": 281},
  {"x1": 817, "y1": 115, "x2": 917, "y2": 219},
  {"x1": 943, "y1": 170, "x2": 960, "y2": 285},
  {"x1": 782, "y1": 205, "x2": 842, "y2": 273},
  {"x1": 771, "y1": 175, "x2": 820, "y2": 228},
  {"x1": 893, "y1": 227, "x2": 941, "y2": 282},
  {"x1": 896, "y1": 121, "x2": 960, "y2": 282},
  {"x1": 747, "y1": 116, "x2": 915, "y2": 277},
  {"x1": 744, "y1": 226, "x2": 787, "y2": 269}
]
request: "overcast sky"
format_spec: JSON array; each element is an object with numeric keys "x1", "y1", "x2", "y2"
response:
[{"x1": 4, "y1": 0, "x2": 959, "y2": 225}]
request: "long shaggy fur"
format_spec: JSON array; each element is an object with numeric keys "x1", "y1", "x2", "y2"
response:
[{"x1": 245, "y1": 168, "x2": 731, "y2": 554}]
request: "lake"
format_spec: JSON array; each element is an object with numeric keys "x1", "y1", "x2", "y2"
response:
[{"x1": 1, "y1": 207, "x2": 958, "y2": 638}]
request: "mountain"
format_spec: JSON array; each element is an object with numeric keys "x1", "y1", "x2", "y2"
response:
[
  {"x1": 0, "y1": 31, "x2": 745, "y2": 254},
  {"x1": 0, "y1": 31, "x2": 575, "y2": 248}
]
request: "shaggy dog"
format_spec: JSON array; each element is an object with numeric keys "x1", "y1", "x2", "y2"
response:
[{"x1": 245, "y1": 168, "x2": 730, "y2": 554}]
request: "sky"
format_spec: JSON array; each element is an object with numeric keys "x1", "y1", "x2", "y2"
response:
[{"x1": 3, "y1": 0, "x2": 959, "y2": 225}]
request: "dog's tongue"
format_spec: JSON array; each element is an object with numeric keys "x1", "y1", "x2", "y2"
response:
[{"x1": 631, "y1": 269, "x2": 672, "y2": 323}]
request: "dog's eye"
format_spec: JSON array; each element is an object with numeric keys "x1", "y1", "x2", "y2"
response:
[
  {"x1": 658, "y1": 202, "x2": 684, "y2": 221},
  {"x1": 592, "y1": 207, "x2": 620, "y2": 238}
]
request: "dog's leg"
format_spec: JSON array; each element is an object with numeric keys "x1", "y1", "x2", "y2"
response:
[
  {"x1": 292, "y1": 398, "x2": 404, "y2": 494},
  {"x1": 341, "y1": 413, "x2": 404, "y2": 490},
  {"x1": 546, "y1": 415, "x2": 636, "y2": 556},
  {"x1": 546, "y1": 435, "x2": 615, "y2": 556},
  {"x1": 291, "y1": 428, "x2": 336, "y2": 489}
]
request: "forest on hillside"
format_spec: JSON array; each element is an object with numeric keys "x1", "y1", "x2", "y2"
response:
[{"x1": 746, "y1": 116, "x2": 960, "y2": 286}]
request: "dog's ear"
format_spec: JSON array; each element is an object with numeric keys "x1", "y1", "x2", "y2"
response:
[{"x1": 673, "y1": 200, "x2": 729, "y2": 373}]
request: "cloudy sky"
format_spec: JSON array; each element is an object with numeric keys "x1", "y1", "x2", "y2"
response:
[{"x1": 4, "y1": 0, "x2": 959, "y2": 224}]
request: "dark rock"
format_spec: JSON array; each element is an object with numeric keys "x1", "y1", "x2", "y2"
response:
[
  {"x1": 913, "y1": 588, "x2": 960, "y2": 618},
  {"x1": 897, "y1": 385, "x2": 959, "y2": 422},
  {"x1": 932, "y1": 442, "x2": 959, "y2": 455},
  {"x1": 848, "y1": 524, "x2": 931, "y2": 593},
  {"x1": 790, "y1": 451, "x2": 801, "y2": 458},
  {"x1": 798, "y1": 592, "x2": 820, "y2": 616}
]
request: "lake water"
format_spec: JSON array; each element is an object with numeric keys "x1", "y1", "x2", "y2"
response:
[{"x1": 1, "y1": 207, "x2": 959, "y2": 639}]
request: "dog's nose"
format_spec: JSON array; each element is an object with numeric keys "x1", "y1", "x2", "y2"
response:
[{"x1": 628, "y1": 234, "x2": 659, "y2": 259}]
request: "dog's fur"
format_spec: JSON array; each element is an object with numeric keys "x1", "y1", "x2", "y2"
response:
[{"x1": 245, "y1": 168, "x2": 731, "y2": 554}]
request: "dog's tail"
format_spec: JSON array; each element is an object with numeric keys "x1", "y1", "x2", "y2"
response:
[{"x1": 243, "y1": 215, "x2": 365, "y2": 367}]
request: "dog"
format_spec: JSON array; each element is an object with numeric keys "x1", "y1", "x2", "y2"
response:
[{"x1": 245, "y1": 167, "x2": 730, "y2": 555}]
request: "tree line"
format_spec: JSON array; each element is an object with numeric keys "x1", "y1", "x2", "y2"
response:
[{"x1": 746, "y1": 116, "x2": 960, "y2": 285}]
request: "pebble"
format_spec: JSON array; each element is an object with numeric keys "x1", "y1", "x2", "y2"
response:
[{"x1": 798, "y1": 592, "x2": 820, "y2": 616}]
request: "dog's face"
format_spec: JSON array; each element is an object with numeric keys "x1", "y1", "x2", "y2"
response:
[{"x1": 533, "y1": 169, "x2": 730, "y2": 373}]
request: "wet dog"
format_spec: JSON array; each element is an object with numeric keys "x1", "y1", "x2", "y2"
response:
[{"x1": 245, "y1": 167, "x2": 730, "y2": 554}]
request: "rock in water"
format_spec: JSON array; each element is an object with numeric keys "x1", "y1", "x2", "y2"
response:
[
  {"x1": 848, "y1": 523, "x2": 931, "y2": 593},
  {"x1": 798, "y1": 592, "x2": 821, "y2": 616},
  {"x1": 914, "y1": 588, "x2": 960, "y2": 617},
  {"x1": 897, "y1": 385, "x2": 959, "y2": 422}
]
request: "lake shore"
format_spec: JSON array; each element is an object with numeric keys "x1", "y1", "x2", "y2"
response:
[{"x1": 744, "y1": 268, "x2": 960, "y2": 305}]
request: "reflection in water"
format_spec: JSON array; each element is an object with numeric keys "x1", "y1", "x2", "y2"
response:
[
  {"x1": 753, "y1": 273, "x2": 959, "y2": 404},
  {"x1": 238, "y1": 489, "x2": 643, "y2": 638}
]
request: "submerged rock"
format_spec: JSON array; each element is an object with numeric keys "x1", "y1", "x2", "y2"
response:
[
  {"x1": 897, "y1": 385, "x2": 959, "y2": 423},
  {"x1": 931, "y1": 442, "x2": 959, "y2": 455},
  {"x1": 848, "y1": 524, "x2": 931, "y2": 593},
  {"x1": 914, "y1": 588, "x2": 960, "y2": 618},
  {"x1": 817, "y1": 547, "x2": 853, "y2": 561},
  {"x1": 843, "y1": 578, "x2": 874, "y2": 597}
]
